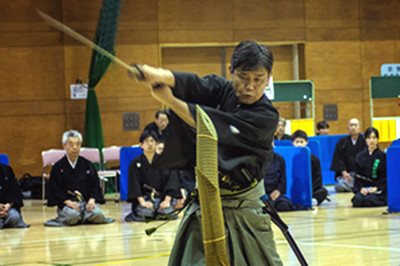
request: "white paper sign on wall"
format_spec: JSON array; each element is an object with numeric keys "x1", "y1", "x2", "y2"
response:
[{"x1": 70, "y1": 84, "x2": 88, "y2": 99}]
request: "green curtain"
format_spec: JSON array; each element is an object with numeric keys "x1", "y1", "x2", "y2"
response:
[{"x1": 83, "y1": 0, "x2": 121, "y2": 155}]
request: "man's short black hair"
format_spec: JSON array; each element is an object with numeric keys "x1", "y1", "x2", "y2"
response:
[
  {"x1": 317, "y1": 120, "x2": 329, "y2": 130},
  {"x1": 155, "y1": 110, "x2": 167, "y2": 119},
  {"x1": 231, "y1": 40, "x2": 273, "y2": 74},
  {"x1": 292, "y1": 130, "x2": 308, "y2": 142},
  {"x1": 139, "y1": 130, "x2": 158, "y2": 143}
]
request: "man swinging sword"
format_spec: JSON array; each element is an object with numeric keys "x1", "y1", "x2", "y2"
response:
[{"x1": 130, "y1": 41, "x2": 283, "y2": 266}]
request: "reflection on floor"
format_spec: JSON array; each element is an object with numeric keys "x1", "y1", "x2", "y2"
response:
[{"x1": 1, "y1": 187, "x2": 400, "y2": 265}]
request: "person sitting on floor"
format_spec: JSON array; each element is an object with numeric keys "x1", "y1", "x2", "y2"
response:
[
  {"x1": 0, "y1": 162, "x2": 29, "y2": 229},
  {"x1": 292, "y1": 130, "x2": 329, "y2": 205},
  {"x1": 263, "y1": 142, "x2": 308, "y2": 211},
  {"x1": 45, "y1": 130, "x2": 114, "y2": 226},
  {"x1": 156, "y1": 140, "x2": 187, "y2": 211},
  {"x1": 331, "y1": 118, "x2": 366, "y2": 192},
  {"x1": 352, "y1": 127, "x2": 387, "y2": 207},
  {"x1": 125, "y1": 131, "x2": 182, "y2": 222}
]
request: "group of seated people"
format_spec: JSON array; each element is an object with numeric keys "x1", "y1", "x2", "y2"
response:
[
  {"x1": 266, "y1": 128, "x2": 329, "y2": 211},
  {"x1": 330, "y1": 118, "x2": 387, "y2": 208},
  {"x1": 271, "y1": 117, "x2": 393, "y2": 211},
  {"x1": 0, "y1": 112, "x2": 398, "y2": 229}
]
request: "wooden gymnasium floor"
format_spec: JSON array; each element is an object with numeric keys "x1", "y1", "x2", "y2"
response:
[{"x1": 1, "y1": 188, "x2": 400, "y2": 266}]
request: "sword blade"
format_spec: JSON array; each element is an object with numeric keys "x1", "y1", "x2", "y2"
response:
[{"x1": 36, "y1": 9, "x2": 142, "y2": 78}]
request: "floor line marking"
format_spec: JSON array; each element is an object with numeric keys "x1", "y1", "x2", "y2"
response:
[
  {"x1": 0, "y1": 231, "x2": 177, "y2": 248},
  {"x1": 275, "y1": 240, "x2": 400, "y2": 251},
  {"x1": 94, "y1": 252, "x2": 170, "y2": 266}
]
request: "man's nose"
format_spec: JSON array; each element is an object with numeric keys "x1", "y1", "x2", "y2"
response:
[{"x1": 245, "y1": 80, "x2": 256, "y2": 89}]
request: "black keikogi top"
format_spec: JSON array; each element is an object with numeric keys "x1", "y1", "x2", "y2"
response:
[
  {"x1": 154, "y1": 72, "x2": 279, "y2": 189},
  {"x1": 47, "y1": 156, "x2": 105, "y2": 209},
  {"x1": 330, "y1": 135, "x2": 367, "y2": 178},
  {"x1": 263, "y1": 153, "x2": 286, "y2": 195},
  {"x1": 143, "y1": 122, "x2": 167, "y2": 142},
  {"x1": 353, "y1": 148, "x2": 387, "y2": 194},
  {"x1": 127, "y1": 154, "x2": 182, "y2": 209},
  {"x1": 0, "y1": 163, "x2": 23, "y2": 212},
  {"x1": 274, "y1": 134, "x2": 292, "y2": 140}
]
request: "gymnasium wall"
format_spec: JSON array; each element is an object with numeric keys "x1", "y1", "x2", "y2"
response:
[{"x1": 0, "y1": 0, "x2": 399, "y2": 177}]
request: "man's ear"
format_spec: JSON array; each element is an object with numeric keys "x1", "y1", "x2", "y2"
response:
[
  {"x1": 229, "y1": 65, "x2": 233, "y2": 74},
  {"x1": 267, "y1": 71, "x2": 273, "y2": 86}
]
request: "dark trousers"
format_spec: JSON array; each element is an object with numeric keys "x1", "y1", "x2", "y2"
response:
[
  {"x1": 313, "y1": 187, "x2": 328, "y2": 205},
  {"x1": 270, "y1": 195, "x2": 309, "y2": 212},
  {"x1": 271, "y1": 195, "x2": 294, "y2": 211},
  {"x1": 352, "y1": 192, "x2": 386, "y2": 207}
]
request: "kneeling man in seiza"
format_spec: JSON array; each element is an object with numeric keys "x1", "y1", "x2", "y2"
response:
[{"x1": 45, "y1": 130, "x2": 114, "y2": 226}]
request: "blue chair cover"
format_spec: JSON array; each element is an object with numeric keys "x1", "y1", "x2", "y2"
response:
[
  {"x1": 119, "y1": 146, "x2": 143, "y2": 201},
  {"x1": 274, "y1": 146, "x2": 312, "y2": 208},
  {"x1": 273, "y1": 140, "x2": 292, "y2": 146},
  {"x1": 0, "y1": 154, "x2": 9, "y2": 165},
  {"x1": 387, "y1": 146, "x2": 400, "y2": 213},
  {"x1": 307, "y1": 139, "x2": 322, "y2": 159},
  {"x1": 391, "y1": 139, "x2": 400, "y2": 146},
  {"x1": 309, "y1": 134, "x2": 347, "y2": 185}
]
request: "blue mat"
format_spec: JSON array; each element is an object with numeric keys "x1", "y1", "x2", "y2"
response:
[
  {"x1": 274, "y1": 146, "x2": 312, "y2": 208},
  {"x1": 309, "y1": 134, "x2": 347, "y2": 185},
  {"x1": 119, "y1": 146, "x2": 143, "y2": 201},
  {"x1": 391, "y1": 139, "x2": 400, "y2": 146},
  {"x1": 387, "y1": 146, "x2": 400, "y2": 213},
  {"x1": 0, "y1": 154, "x2": 9, "y2": 165}
]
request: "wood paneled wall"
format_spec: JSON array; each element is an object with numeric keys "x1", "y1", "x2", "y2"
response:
[{"x1": 0, "y1": 0, "x2": 399, "y2": 177}]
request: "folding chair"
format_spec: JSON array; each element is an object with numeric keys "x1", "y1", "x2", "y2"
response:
[
  {"x1": 42, "y1": 149, "x2": 66, "y2": 204},
  {"x1": 102, "y1": 146, "x2": 121, "y2": 201},
  {"x1": 79, "y1": 148, "x2": 119, "y2": 202},
  {"x1": 0, "y1": 153, "x2": 9, "y2": 165}
]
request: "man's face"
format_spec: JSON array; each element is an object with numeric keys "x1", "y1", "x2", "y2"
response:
[
  {"x1": 230, "y1": 65, "x2": 270, "y2": 105},
  {"x1": 140, "y1": 136, "x2": 156, "y2": 154},
  {"x1": 276, "y1": 121, "x2": 286, "y2": 135},
  {"x1": 155, "y1": 113, "x2": 169, "y2": 131},
  {"x1": 293, "y1": 137, "x2": 308, "y2": 147},
  {"x1": 348, "y1": 119, "x2": 361, "y2": 135},
  {"x1": 63, "y1": 137, "x2": 81, "y2": 161},
  {"x1": 318, "y1": 127, "x2": 329, "y2": 135}
]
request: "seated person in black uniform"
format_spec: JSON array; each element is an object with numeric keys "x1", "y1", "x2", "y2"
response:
[
  {"x1": 352, "y1": 127, "x2": 387, "y2": 207},
  {"x1": 274, "y1": 118, "x2": 291, "y2": 140},
  {"x1": 292, "y1": 130, "x2": 329, "y2": 205},
  {"x1": 143, "y1": 110, "x2": 169, "y2": 141},
  {"x1": 331, "y1": 118, "x2": 366, "y2": 192},
  {"x1": 45, "y1": 130, "x2": 114, "y2": 226},
  {"x1": 316, "y1": 120, "x2": 329, "y2": 135},
  {"x1": 156, "y1": 140, "x2": 189, "y2": 211},
  {"x1": 263, "y1": 142, "x2": 308, "y2": 211},
  {"x1": 177, "y1": 169, "x2": 196, "y2": 210},
  {"x1": 0, "y1": 162, "x2": 29, "y2": 229},
  {"x1": 125, "y1": 131, "x2": 182, "y2": 222}
]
